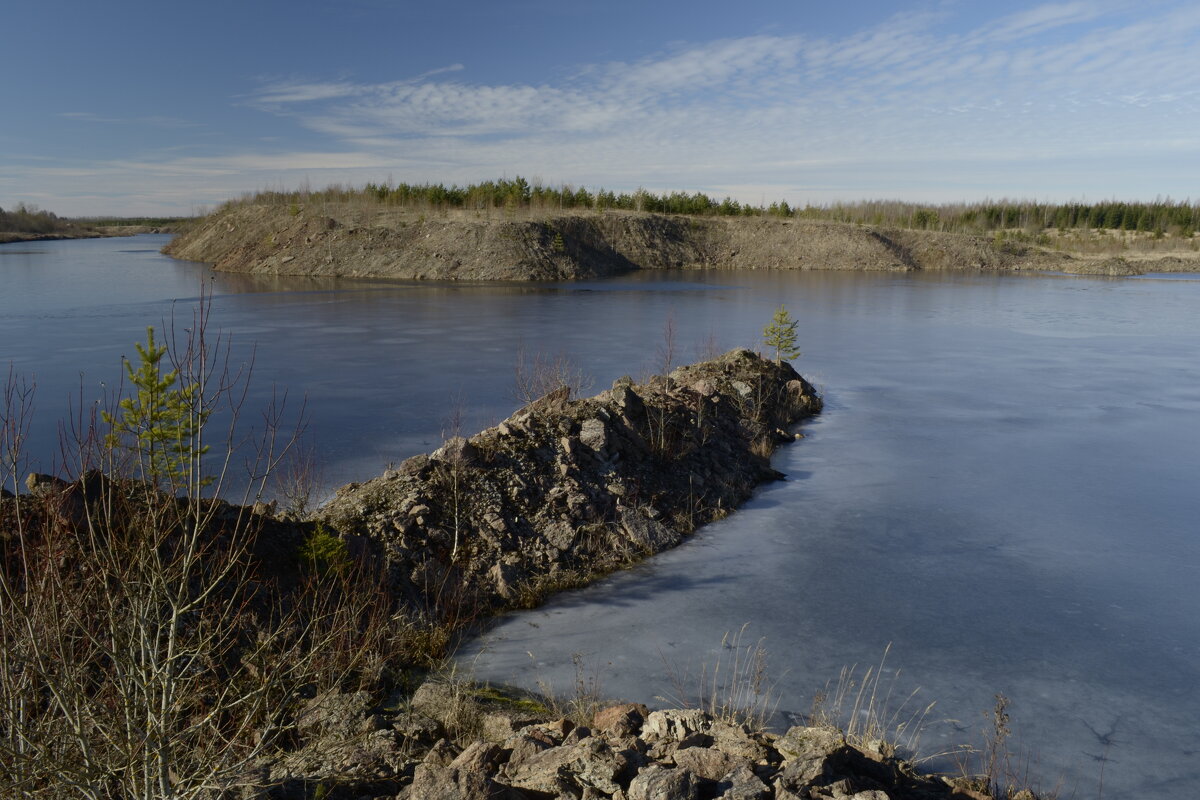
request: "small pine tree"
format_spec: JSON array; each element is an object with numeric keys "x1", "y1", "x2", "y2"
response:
[
  {"x1": 104, "y1": 326, "x2": 210, "y2": 488},
  {"x1": 299, "y1": 523, "x2": 351, "y2": 577},
  {"x1": 763, "y1": 306, "x2": 802, "y2": 364}
]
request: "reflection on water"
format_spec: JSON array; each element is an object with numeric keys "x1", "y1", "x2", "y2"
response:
[{"x1": 4, "y1": 235, "x2": 1200, "y2": 798}]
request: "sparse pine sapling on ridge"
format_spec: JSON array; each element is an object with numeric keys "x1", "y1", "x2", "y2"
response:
[
  {"x1": 103, "y1": 325, "x2": 211, "y2": 489},
  {"x1": 763, "y1": 305, "x2": 802, "y2": 364}
]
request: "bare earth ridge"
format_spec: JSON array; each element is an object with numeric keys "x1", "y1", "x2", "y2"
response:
[{"x1": 163, "y1": 203, "x2": 1200, "y2": 280}]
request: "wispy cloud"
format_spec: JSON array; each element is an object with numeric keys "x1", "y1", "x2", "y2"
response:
[
  {"x1": 59, "y1": 112, "x2": 201, "y2": 129},
  {"x1": 242, "y1": 3, "x2": 1199, "y2": 195},
  {"x1": 9, "y1": 2, "x2": 1200, "y2": 214},
  {"x1": 249, "y1": 81, "x2": 368, "y2": 105},
  {"x1": 984, "y1": 2, "x2": 1107, "y2": 41}
]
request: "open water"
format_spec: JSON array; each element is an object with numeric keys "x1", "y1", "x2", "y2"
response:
[{"x1": 3, "y1": 235, "x2": 1199, "y2": 797}]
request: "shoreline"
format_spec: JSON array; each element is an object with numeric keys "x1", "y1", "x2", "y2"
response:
[
  {"x1": 0, "y1": 226, "x2": 172, "y2": 245},
  {"x1": 163, "y1": 202, "x2": 1200, "y2": 281}
]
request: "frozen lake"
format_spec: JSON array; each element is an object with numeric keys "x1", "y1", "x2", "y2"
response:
[{"x1": 4, "y1": 234, "x2": 1199, "y2": 797}]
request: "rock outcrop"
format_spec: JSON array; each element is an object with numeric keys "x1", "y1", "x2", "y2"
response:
[
  {"x1": 318, "y1": 350, "x2": 821, "y2": 617},
  {"x1": 264, "y1": 680, "x2": 1007, "y2": 800}
]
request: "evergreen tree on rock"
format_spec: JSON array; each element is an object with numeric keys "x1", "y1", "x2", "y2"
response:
[{"x1": 763, "y1": 305, "x2": 802, "y2": 364}]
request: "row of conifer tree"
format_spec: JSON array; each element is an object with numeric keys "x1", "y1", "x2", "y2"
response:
[{"x1": 235, "y1": 178, "x2": 1199, "y2": 236}]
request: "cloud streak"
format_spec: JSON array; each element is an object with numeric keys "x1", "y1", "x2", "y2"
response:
[
  {"x1": 7, "y1": 2, "x2": 1200, "y2": 214},
  {"x1": 253, "y1": 3, "x2": 1200, "y2": 171}
]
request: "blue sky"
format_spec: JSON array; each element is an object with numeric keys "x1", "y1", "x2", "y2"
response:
[{"x1": 2, "y1": 0, "x2": 1198, "y2": 216}]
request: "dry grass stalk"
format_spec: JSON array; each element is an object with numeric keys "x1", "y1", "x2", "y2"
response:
[
  {"x1": 660, "y1": 624, "x2": 781, "y2": 731},
  {"x1": 809, "y1": 644, "x2": 935, "y2": 759},
  {"x1": 535, "y1": 652, "x2": 609, "y2": 728}
]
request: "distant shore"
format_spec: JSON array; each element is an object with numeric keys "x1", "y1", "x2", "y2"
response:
[
  {"x1": 0, "y1": 225, "x2": 172, "y2": 245},
  {"x1": 164, "y1": 202, "x2": 1200, "y2": 281}
]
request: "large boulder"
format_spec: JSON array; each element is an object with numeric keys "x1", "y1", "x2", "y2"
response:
[
  {"x1": 504, "y1": 737, "x2": 628, "y2": 796},
  {"x1": 628, "y1": 764, "x2": 699, "y2": 800}
]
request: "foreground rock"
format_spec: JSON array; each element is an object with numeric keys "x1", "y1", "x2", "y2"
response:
[
  {"x1": 265, "y1": 680, "x2": 1010, "y2": 800},
  {"x1": 318, "y1": 349, "x2": 821, "y2": 616}
]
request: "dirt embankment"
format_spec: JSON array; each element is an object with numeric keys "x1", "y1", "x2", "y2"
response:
[{"x1": 163, "y1": 202, "x2": 1200, "y2": 280}]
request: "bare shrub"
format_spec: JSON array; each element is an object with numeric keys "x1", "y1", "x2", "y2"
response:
[
  {"x1": 693, "y1": 330, "x2": 724, "y2": 362},
  {"x1": 513, "y1": 346, "x2": 592, "y2": 405},
  {"x1": 0, "y1": 293, "x2": 416, "y2": 799},
  {"x1": 274, "y1": 441, "x2": 323, "y2": 519},
  {"x1": 658, "y1": 311, "x2": 677, "y2": 377}
]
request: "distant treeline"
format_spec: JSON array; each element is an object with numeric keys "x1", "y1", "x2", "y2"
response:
[
  {"x1": 237, "y1": 177, "x2": 779, "y2": 218},
  {"x1": 235, "y1": 178, "x2": 1200, "y2": 237},
  {"x1": 76, "y1": 216, "x2": 188, "y2": 228},
  {"x1": 0, "y1": 203, "x2": 81, "y2": 234},
  {"x1": 815, "y1": 199, "x2": 1199, "y2": 237}
]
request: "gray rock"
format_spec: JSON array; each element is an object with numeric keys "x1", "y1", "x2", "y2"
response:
[
  {"x1": 773, "y1": 726, "x2": 848, "y2": 791},
  {"x1": 449, "y1": 740, "x2": 505, "y2": 774},
  {"x1": 644, "y1": 709, "x2": 712, "y2": 742},
  {"x1": 593, "y1": 703, "x2": 650, "y2": 738},
  {"x1": 315, "y1": 350, "x2": 822, "y2": 639},
  {"x1": 406, "y1": 762, "x2": 500, "y2": 799},
  {"x1": 397, "y1": 453, "x2": 431, "y2": 476},
  {"x1": 563, "y1": 724, "x2": 593, "y2": 745},
  {"x1": 432, "y1": 436, "x2": 478, "y2": 466},
  {"x1": 482, "y1": 707, "x2": 545, "y2": 742},
  {"x1": 672, "y1": 746, "x2": 744, "y2": 781},
  {"x1": 543, "y1": 520, "x2": 578, "y2": 552},
  {"x1": 579, "y1": 417, "x2": 610, "y2": 455},
  {"x1": 488, "y1": 559, "x2": 526, "y2": 600},
  {"x1": 502, "y1": 731, "x2": 555, "y2": 770},
  {"x1": 619, "y1": 508, "x2": 682, "y2": 555},
  {"x1": 295, "y1": 690, "x2": 376, "y2": 743},
  {"x1": 410, "y1": 682, "x2": 460, "y2": 721},
  {"x1": 715, "y1": 764, "x2": 771, "y2": 800},
  {"x1": 506, "y1": 738, "x2": 627, "y2": 796},
  {"x1": 25, "y1": 472, "x2": 68, "y2": 496},
  {"x1": 251, "y1": 499, "x2": 277, "y2": 517},
  {"x1": 709, "y1": 722, "x2": 770, "y2": 763},
  {"x1": 612, "y1": 384, "x2": 647, "y2": 421},
  {"x1": 392, "y1": 711, "x2": 443, "y2": 747},
  {"x1": 675, "y1": 732, "x2": 712, "y2": 750},
  {"x1": 423, "y1": 738, "x2": 460, "y2": 766},
  {"x1": 774, "y1": 726, "x2": 845, "y2": 761},
  {"x1": 628, "y1": 765, "x2": 698, "y2": 800}
]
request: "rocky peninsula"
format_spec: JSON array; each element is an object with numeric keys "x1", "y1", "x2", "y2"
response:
[
  {"x1": 164, "y1": 202, "x2": 1200, "y2": 280},
  {"x1": 317, "y1": 349, "x2": 821, "y2": 617}
]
